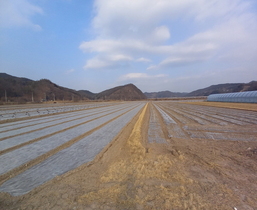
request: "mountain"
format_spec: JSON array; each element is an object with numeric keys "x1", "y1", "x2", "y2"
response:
[
  {"x1": 77, "y1": 90, "x2": 96, "y2": 100},
  {"x1": 144, "y1": 91, "x2": 188, "y2": 99},
  {"x1": 144, "y1": 81, "x2": 257, "y2": 98},
  {"x1": 0, "y1": 73, "x2": 146, "y2": 103},
  {"x1": 0, "y1": 73, "x2": 86, "y2": 103},
  {"x1": 78, "y1": 84, "x2": 147, "y2": 101},
  {"x1": 187, "y1": 81, "x2": 257, "y2": 97},
  {"x1": 95, "y1": 84, "x2": 147, "y2": 100},
  {"x1": 2, "y1": 73, "x2": 256, "y2": 102}
]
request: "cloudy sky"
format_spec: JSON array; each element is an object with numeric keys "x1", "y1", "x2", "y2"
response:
[{"x1": 1, "y1": 0, "x2": 257, "y2": 93}]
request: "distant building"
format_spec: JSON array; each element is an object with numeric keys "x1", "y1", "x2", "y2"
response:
[{"x1": 207, "y1": 91, "x2": 257, "y2": 103}]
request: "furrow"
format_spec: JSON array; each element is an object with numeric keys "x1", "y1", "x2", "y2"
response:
[
  {"x1": 0, "y1": 103, "x2": 145, "y2": 196},
  {"x1": 153, "y1": 104, "x2": 176, "y2": 124},
  {"x1": 0, "y1": 103, "x2": 117, "y2": 130},
  {"x1": 0, "y1": 103, "x2": 141, "y2": 176},
  {"x1": 154, "y1": 103, "x2": 189, "y2": 139},
  {"x1": 0, "y1": 104, "x2": 135, "y2": 151},
  {"x1": 0, "y1": 104, "x2": 126, "y2": 138},
  {"x1": 148, "y1": 103, "x2": 167, "y2": 144}
]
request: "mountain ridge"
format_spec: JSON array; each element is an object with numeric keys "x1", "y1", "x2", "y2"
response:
[
  {"x1": 0, "y1": 73, "x2": 146, "y2": 103},
  {"x1": 186, "y1": 81, "x2": 257, "y2": 97},
  {"x1": 144, "y1": 91, "x2": 188, "y2": 99},
  {"x1": 95, "y1": 84, "x2": 147, "y2": 100},
  {"x1": 144, "y1": 81, "x2": 257, "y2": 98},
  {"x1": 1, "y1": 73, "x2": 257, "y2": 102}
]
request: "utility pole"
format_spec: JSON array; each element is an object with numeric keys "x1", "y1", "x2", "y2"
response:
[
  {"x1": 5, "y1": 90, "x2": 7, "y2": 103},
  {"x1": 32, "y1": 92, "x2": 34, "y2": 103}
]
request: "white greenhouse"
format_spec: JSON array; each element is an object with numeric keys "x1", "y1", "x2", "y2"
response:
[{"x1": 207, "y1": 91, "x2": 257, "y2": 103}]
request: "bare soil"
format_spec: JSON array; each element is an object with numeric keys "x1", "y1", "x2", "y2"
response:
[
  {"x1": 1, "y1": 102, "x2": 257, "y2": 210},
  {"x1": 185, "y1": 101, "x2": 257, "y2": 112}
]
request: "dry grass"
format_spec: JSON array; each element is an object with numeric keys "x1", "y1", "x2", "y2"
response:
[
  {"x1": 3, "y1": 101, "x2": 256, "y2": 209},
  {"x1": 184, "y1": 101, "x2": 257, "y2": 111},
  {"x1": 78, "y1": 103, "x2": 209, "y2": 209}
]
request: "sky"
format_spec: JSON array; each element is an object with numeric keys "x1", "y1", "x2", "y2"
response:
[{"x1": 1, "y1": 0, "x2": 257, "y2": 93}]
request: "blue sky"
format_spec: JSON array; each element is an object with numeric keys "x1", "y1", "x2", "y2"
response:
[{"x1": 1, "y1": 0, "x2": 257, "y2": 93}]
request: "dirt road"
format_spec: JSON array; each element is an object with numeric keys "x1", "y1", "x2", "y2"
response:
[{"x1": 1, "y1": 101, "x2": 257, "y2": 210}]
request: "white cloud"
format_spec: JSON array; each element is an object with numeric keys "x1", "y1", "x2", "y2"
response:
[
  {"x1": 83, "y1": 54, "x2": 133, "y2": 70},
  {"x1": 81, "y1": 0, "x2": 257, "y2": 69},
  {"x1": 65, "y1": 69, "x2": 75, "y2": 74},
  {"x1": 120, "y1": 73, "x2": 166, "y2": 80},
  {"x1": 150, "y1": 26, "x2": 170, "y2": 43},
  {"x1": 146, "y1": 65, "x2": 157, "y2": 71},
  {"x1": 159, "y1": 66, "x2": 257, "y2": 93},
  {"x1": 147, "y1": 41, "x2": 217, "y2": 69},
  {"x1": 80, "y1": 0, "x2": 257, "y2": 91},
  {"x1": 121, "y1": 73, "x2": 149, "y2": 80},
  {"x1": 92, "y1": 0, "x2": 194, "y2": 39},
  {"x1": 136, "y1": 57, "x2": 151, "y2": 63},
  {"x1": 0, "y1": 0, "x2": 43, "y2": 30},
  {"x1": 84, "y1": 57, "x2": 111, "y2": 69},
  {"x1": 109, "y1": 54, "x2": 133, "y2": 62},
  {"x1": 118, "y1": 73, "x2": 168, "y2": 92},
  {"x1": 92, "y1": 0, "x2": 253, "y2": 39},
  {"x1": 79, "y1": 38, "x2": 217, "y2": 64},
  {"x1": 80, "y1": 39, "x2": 160, "y2": 55},
  {"x1": 119, "y1": 66, "x2": 257, "y2": 92}
]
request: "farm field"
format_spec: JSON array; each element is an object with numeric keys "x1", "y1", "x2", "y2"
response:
[
  {"x1": 0, "y1": 101, "x2": 257, "y2": 209},
  {"x1": 184, "y1": 101, "x2": 257, "y2": 112},
  {"x1": 0, "y1": 102, "x2": 119, "y2": 121}
]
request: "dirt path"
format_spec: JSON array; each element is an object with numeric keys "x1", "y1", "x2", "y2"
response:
[{"x1": 0, "y1": 102, "x2": 257, "y2": 209}]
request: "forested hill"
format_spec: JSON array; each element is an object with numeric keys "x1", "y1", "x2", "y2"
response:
[
  {"x1": 0, "y1": 73, "x2": 146, "y2": 103},
  {"x1": 186, "y1": 81, "x2": 257, "y2": 97},
  {"x1": 144, "y1": 91, "x2": 188, "y2": 99},
  {"x1": 95, "y1": 84, "x2": 147, "y2": 100},
  {"x1": 144, "y1": 81, "x2": 257, "y2": 98}
]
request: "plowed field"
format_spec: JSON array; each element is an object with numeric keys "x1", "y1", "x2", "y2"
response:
[{"x1": 0, "y1": 101, "x2": 257, "y2": 210}]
